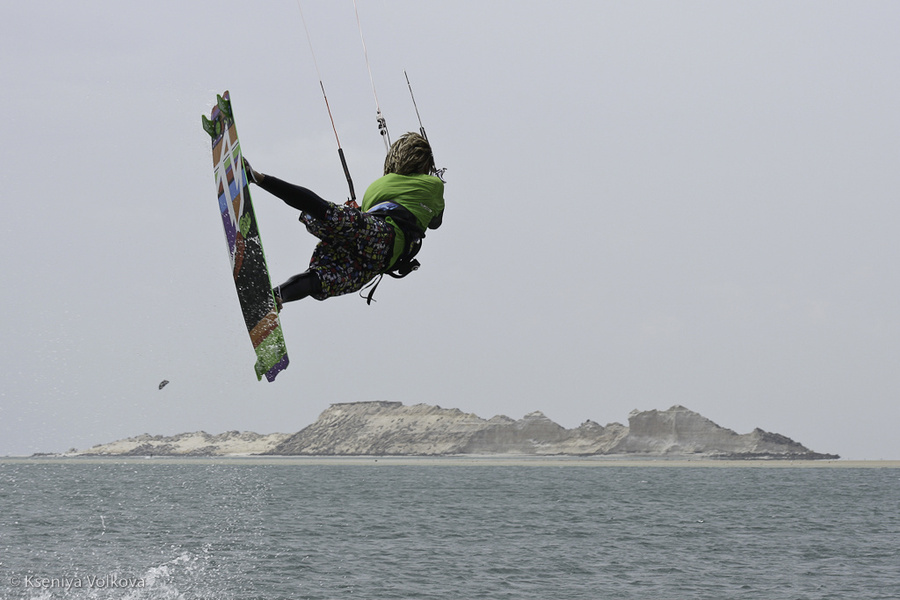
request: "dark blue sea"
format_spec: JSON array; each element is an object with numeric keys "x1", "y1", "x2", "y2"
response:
[{"x1": 1, "y1": 458, "x2": 898, "y2": 599}]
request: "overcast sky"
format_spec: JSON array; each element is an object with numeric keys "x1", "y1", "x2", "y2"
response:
[{"x1": 2, "y1": 1, "x2": 898, "y2": 460}]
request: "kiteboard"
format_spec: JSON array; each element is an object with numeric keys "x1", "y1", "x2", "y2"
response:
[{"x1": 202, "y1": 91, "x2": 289, "y2": 382}]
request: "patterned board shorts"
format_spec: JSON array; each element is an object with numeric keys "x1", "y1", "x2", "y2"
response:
[{"x1": 301, "y1": 204, "x2": 395, "y2": 300}]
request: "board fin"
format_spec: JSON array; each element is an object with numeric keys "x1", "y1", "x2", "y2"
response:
[
  {"x1": 216, "y1": 93, "x2": 233, "y2": 121},
  {"x1": 202, "y1": 114, "x2": 221, "y2": 138}
]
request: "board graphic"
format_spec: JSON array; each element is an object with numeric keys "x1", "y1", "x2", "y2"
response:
[{"x1": 203, "y1": 91, "x2": 288, "y2": 382}]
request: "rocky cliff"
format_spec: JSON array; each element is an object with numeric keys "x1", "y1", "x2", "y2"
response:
[
  {"x1": 265, "y1": 402, "x2": 836, "y2": 459},
  {"x1": 71, "y1": 403, "x2": 838, "y2": 459},
  {"x1": 610, "y1": 406, "x2": 830, "y2": 459},
  {"x1": 264, "y1": 401, "x2": 631, "y2": 456}
]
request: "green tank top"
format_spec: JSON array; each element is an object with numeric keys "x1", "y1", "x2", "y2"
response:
[{"x1": 362, "y1": 173, "x2": 445, "y2": 267}]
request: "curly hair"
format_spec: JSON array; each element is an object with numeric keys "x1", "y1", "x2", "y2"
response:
[{"x1": 383, "y1": 132, "x2": 435, "y2": 176}]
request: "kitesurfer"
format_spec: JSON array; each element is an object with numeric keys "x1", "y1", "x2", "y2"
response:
[{"x1": 244, "y1": 132, "x2": 444, "y2": 307}]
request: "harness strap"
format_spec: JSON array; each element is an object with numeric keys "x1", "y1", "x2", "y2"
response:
[
  {"x1": 360, "y1": 274, "x2": 384, "y2": 305},
  {"x1": 366, "y1": 202, "x2": 425, "y2": 271},
  {"x1": 361, "y1": 202, "x2": 426, "y2": 304}
]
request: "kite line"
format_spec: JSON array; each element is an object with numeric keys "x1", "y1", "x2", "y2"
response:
[
  {"x1": 296, "y1": 0, "x2": 358, "y2": 207},
  {"x1": 353, "y1": 0, "x2": 391, "y2": 151},
  {"x1": 295, "y1": 2, "x2": 445, "y2": 189}
]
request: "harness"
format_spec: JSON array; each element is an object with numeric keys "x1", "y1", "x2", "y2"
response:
[{"x1": 363, "y1": 201, "x2": 426, "y2": 303}]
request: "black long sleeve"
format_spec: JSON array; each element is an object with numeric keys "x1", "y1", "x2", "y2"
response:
[{"x1": 258, "y1": 175, "x2": 331, "y2": 220}]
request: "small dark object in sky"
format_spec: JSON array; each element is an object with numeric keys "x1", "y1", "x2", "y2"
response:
[{"x1": 159, "y1": 380, "x2": 169, "y2": 390}]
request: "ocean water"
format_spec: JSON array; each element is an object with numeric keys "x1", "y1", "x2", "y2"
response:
[{"x1": 1, "y1": 459, "x2": 898, "y2": 600}]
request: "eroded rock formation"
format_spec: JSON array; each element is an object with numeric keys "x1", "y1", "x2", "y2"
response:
[{"x1": 265, "y1": 402, "x2": 836, "y2": 459}]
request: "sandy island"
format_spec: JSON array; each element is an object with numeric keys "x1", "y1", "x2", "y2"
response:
[{"x1": 2, "y1": 456, "x2": 898, "y2": 468}]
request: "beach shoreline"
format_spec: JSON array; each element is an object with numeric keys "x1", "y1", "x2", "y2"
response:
[{"x1": 3, "y1": 455, "x2": 898, "y2": 468}]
